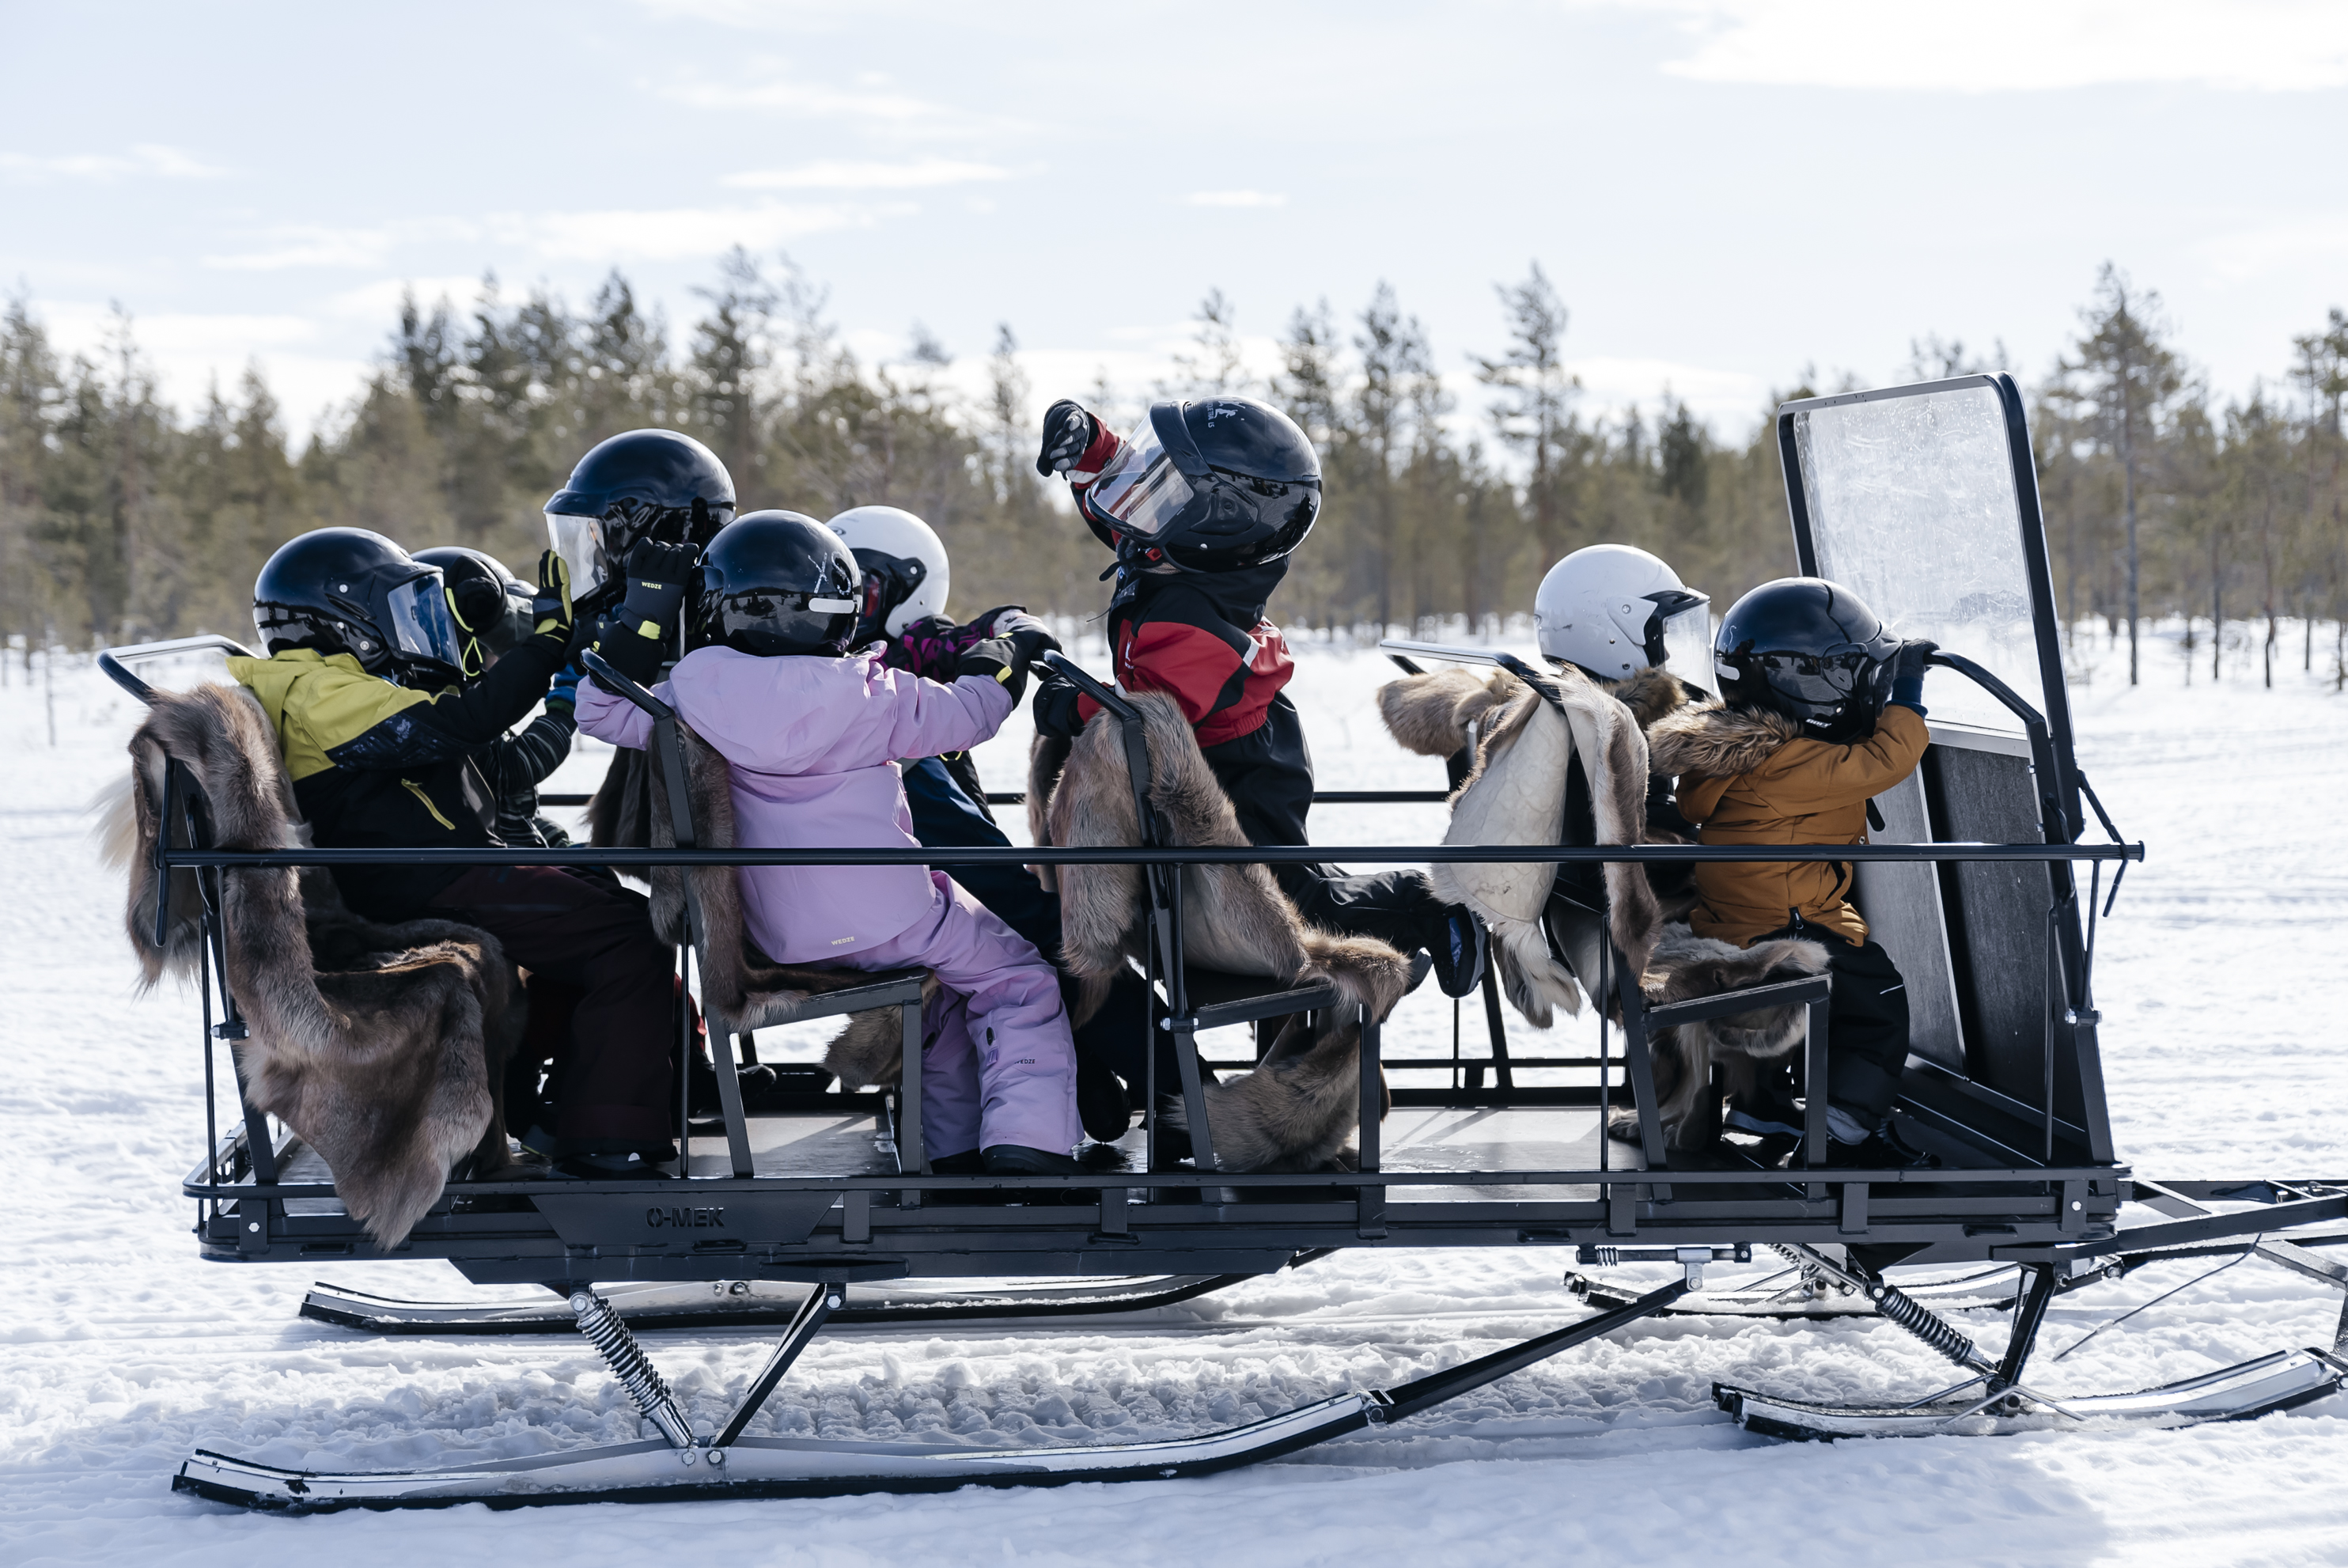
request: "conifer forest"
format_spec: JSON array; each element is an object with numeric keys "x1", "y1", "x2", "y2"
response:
[{"x1": 2, "y1": 251, "x2": 2342, "y2": 687}]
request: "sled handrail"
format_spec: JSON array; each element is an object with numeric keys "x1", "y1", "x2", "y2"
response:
[
  {"x1": 97, "y1": 634, "x2": 258, "y2": 705},
  {"x1": 155, "y1": 840, "x2": 2145, "y2": 869}
]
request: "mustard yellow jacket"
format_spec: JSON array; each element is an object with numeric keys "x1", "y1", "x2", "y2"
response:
[{"x1": 1645, "y1": 702, "x2": 1930, "y2": 948}]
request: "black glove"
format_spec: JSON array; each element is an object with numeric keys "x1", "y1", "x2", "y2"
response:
[
  {"x1": 1030, "y1": 675, "x2": 1087, "y2": 739},
  {"x1": 532, "y1": 549, "x2": 574, "y2": 643},
  {"x1": 956, "y1": 636, "x2": 1028, "y2": 705},
  {"x1": 591, "y1": 539, "x2": 699, "y2": 684},
  {"x1": 1888, "y1": 638, "x2": 1937, "y2": 710},
  {"x1": 1036, "y1": 399, "x2": 1100, "y2": 478},
  {"x1": 986, "y1": 608, "x2": 1062, "y2": 673}
]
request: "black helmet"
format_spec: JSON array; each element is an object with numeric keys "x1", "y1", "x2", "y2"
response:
[
  {"x1": 1714, "y1": 577, "x2": 1901, "y2": 742},
  {"x1": 253, "y1": 528, "x2": 465, "y2": 689},
  {"x1": 544, "y1": 429, "x2": 737, "y2": 604},
  {"x1": 689, "y1": 510, "x2": 863, "y2": 657},
  {"x1": 412, "y1": 546, "x2": 532, "y2": 676},
  {"x1": 1077, "y1": 396, "x2": 1320, "y2": 571}
]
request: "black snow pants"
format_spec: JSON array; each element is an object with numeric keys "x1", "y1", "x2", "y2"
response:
[
  {"x1": 1765, "y1": 918, "x2": 1911, "y2": 1124},
  {"x1": 428, "y1": 865, "x2": 678, "y2": 1150},
  {"x1": 1199, "y1": 700, "x2": 1446, "y2": 956}
]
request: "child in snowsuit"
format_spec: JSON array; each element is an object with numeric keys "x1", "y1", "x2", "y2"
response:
[
  {"x1": 577, "y1": 514, "x2": 1082, "y2": 1172},
  {"x1": 1645, "y1": 577, "x2": 1938, "y2": 1165},
  {"x1": 1028, "y1": 396, "x2": 1485, "y2": 997},
  {"x1": 237, "y1": 528, "x2": 680, "y2": 1177}
]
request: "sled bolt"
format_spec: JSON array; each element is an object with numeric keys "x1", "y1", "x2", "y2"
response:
[{"x1": 570, "y1": 1290, "x2": 699, "y2": 1460}]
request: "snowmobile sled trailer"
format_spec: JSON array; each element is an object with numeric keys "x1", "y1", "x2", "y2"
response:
[{"x1": 112, "y1": 373, "x2": 2346, "y2": 1512}]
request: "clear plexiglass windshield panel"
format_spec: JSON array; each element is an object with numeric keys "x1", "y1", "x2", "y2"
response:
[{"x1": 1793, "y1": 382, "x2": 2043, "y2": 735}]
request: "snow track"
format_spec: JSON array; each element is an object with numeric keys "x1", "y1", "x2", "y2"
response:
[{"x1": 6, "y1": 636, "x2": 2347, "y2": 1565}]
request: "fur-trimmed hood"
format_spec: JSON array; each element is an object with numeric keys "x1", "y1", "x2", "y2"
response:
[{"x1": 1645, "y1": 702, "x2": 1802, "y2": 782}]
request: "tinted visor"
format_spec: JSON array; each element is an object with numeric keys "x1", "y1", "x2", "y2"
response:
[
  {"x1": 1754, "y1": 645, "x2": 1882, "y2": 706},
  {"x1": 1086, "y1": 418, "x2": 1198, "y2": 543},
  {"x1": 384, "y1": 574, "x2": 465, "y2": 671},
  {"x1": 547, "y1": 512, "x2": 608, "y2": 595}
]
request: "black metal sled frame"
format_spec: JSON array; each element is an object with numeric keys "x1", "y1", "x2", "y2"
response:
[{"x1": 103, "y1": 373, "x2": 2348, "y2": 1504}]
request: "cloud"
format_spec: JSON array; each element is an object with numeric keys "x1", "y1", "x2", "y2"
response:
[
  {"x1": 1183, "y1": 191, "x2": 1288, "y2": 208},
  {"x1": 0, "y1": 143, "x2": 229, "y2": 182},
  {"x1": 721, "y1": 157, "x2": 1009, "y2": 191},
  {"x1": 203, "y1": 225, "x2": 400, "y2": 271},
  {"x1": 498, "y1": 200, "x2": 912, "y2": 262},
  {"x1": 658, "y1": 59, "x2": 948, "y2": 121},
  {"x1": 1597, "y1": 0, "x2": 2348, "y2": 92}
]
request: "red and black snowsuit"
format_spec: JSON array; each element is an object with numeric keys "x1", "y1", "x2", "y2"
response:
[{"x1": 1073, "y1": 558, "x2": 1444, "y2": 954}]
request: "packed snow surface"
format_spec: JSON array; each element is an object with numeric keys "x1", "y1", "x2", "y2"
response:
[{"x1": 2, "y1": 629, "x2": 2343, "y2": 1566}]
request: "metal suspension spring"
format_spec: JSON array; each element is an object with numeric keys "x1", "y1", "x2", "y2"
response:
[
  {"x1": 1865, "y1": 1280, "x2": 1983, "y2": 1369},
  {"x1": 1768, "y1": 1244, "x2": 1983, "y2": 1370},
  {"x1": 571, "y1": 1290, "x2": 699, "y2": 1459}
]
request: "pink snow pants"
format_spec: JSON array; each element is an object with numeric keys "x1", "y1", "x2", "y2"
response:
[{"x1": 842, "y1": 870, "x2": 1080, "y2": 1157}]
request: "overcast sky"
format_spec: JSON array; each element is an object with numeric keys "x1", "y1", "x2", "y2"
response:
[{"x1": 5, "y1": 0, "x2": 2344, "y2": 445}]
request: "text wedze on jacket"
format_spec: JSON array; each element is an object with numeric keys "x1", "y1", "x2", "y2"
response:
[
  {"x1": 576, "y1": 644, "x2": 1011, "y2": 964},
  {"x1": 1650, "y1": 703, "x2": 1930, "y2": 949}
]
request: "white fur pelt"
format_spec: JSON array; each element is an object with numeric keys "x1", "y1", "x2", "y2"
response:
[{"x1": 1379, "y1": 664, "x2": 1661, "y2": 1026}]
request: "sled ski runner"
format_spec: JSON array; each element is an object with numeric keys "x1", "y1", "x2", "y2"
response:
[
  {"x1": 298, "y1": 1271, "x2": 1283, "y2": 1334},
  {"x1": 178, "y1": 1278, "x2": 1695, "y2": 1511}
]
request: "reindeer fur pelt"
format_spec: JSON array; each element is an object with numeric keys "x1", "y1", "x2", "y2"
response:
[
  {"x1": 1606, "y1": 923, "x2": 1831, "y2": 1153},
  {"x1": 1029, "y1": 691, "x2": 1412, "y2": 1032},
  {"x1": 104, "y1": 684, "x2": 532, "y2": 1248},
  {"x1": 1377, "y1": 663, "x2": 1661, "y2": 1026},
  {"x1": 1024, "y1": 732, "x2": 1072, "y2": 893},
  {"x1": 1170, "y1": 1013, "x2": 1384, "y2": 1173},
  {"x1": 633, "y1": 719, "x2": 935, "y2": 1073}
]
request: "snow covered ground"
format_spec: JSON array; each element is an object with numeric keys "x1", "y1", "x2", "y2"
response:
[{"x1": 2, "y1": 629, "x2": 2344, "y2": 1566}]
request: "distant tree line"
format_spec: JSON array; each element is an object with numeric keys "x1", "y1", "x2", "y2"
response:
[{"x1": 1, "y1": 250, "x2": 2342, "y2": 688}]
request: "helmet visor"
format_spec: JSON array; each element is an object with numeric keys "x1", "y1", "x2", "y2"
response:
[
  {"x1": 384, "y1": 574, "x2": 465, "y2": 671},
  {"x1": 1085, "y1": 419, "x2": 1197, "y2": 543},
  {"x1": 1655, "y1": 601, "x2": 1717, "y2": 698},
  {"x1": 547, "y1": 512, "x2": 609, "y2": 596},
  {"x1": 1753, "y1": 646, "x2": 1881, "y2": 706}
]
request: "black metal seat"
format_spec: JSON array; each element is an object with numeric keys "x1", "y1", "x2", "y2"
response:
[{"x1": 579, "y1": 653, "x2": 933, "y2": 1183}]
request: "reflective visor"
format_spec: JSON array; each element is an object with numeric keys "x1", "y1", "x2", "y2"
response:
[
  {"x1": 1755, "y1": 646, "x2": 1877, "y2": 704},
  {"x1": 1655, "y1": 602, "x2": 1717, "y2": 696},
  {"x1": 1085, "y1": 417, "x2": 1198, "y2": 542},
  {"x1": 547, "y1": 512, "x2": 609, "y2": 594},
  {"x1": 384, "y1": 574, "x2": 465, "y2": 669}
]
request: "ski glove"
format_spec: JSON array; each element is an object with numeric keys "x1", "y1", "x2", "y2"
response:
[
  {"x1": 591, "y1": 539, "x2": 699, "y2": 685},
  {"x1": 532, "y1": 549, "x2": 574, "y2": 642},
  {"x1": 956, "y1": 636, "x2": 1028, "y2": 705},
  {"x1": 1030, "y1": 675, "x2": 1087, "y2": 739},
  {"x1": 1036, "y1": 399, "x2": 1119, "y2": 481},
  {"x1": 986, "y1": 608, "x2": 1062, "y2": 672},
  {"x1": 546, "y1": 663, "x2": 581, "y2": 713},
  {"x1": 1889, "y1": 638, "x2": 1938, "y2": 712}
]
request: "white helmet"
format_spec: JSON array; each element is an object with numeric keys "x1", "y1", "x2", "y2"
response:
[
  {"x1": 823, "y1": 506, "x2": 949, "y2": 638},
  {"x1": 1533, "y1": 543, "x2": 1715, "y2": 693}
]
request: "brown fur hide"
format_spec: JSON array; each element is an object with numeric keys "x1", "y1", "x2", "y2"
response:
[
  {"x1": 1031, "y1": 691, "x2": 1412, "y2": 1028},
  {"x1": 627, "y1": 721, "x2": 934, "y2": 1083},
  {"x1": 1377, "y1": 663, "x2": 1661, "y2": 1025},
  {"x1": 1177, "y1": 1014, "x2": 1381, "y2": 1172},
  {"x1": 104, "y1": 684, "x2": 532, "y2": 1248},
  {"x1": 1026, "y1": 693, "x2": 1411, "y2": 1171},
  {"x1": 1605, "y1": 923, "x2": 1831, "y2": 1153}
]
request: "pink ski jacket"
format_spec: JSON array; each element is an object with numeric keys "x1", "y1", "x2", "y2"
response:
[{"x1": 578, "y1": 645, "x2": 1013, "y2": 962}]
